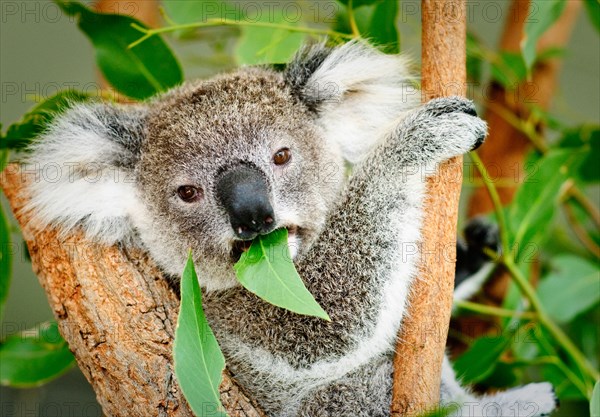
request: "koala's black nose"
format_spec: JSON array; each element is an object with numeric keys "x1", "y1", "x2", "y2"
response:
[{"x1": 216, "y1": 165, "x2": 275, "y2": 240}]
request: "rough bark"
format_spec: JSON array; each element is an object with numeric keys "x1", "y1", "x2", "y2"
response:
[
  {"x1": 1, "y1": 164, "x2": 266, "y2": 417},
  {"x1": 391, "y1": 1, "x2": 466, "y2": 415}
]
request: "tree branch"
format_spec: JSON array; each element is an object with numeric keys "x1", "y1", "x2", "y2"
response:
[
  {"x1": 391, "y1": 1, "x2": 466, "y2": 414},
  {"x1": 1, "y1": 164, "x2": 266, "y2": 417}
]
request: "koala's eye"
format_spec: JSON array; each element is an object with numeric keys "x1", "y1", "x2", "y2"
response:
[
  {"x1": 273, "y1": 148, "x2": 292, "y2": 165},
  {"x1": 177, "y1": 185, "x2": 202, "y2": 203}
]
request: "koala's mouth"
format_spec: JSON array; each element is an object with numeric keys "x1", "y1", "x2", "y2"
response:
[{"x1": 230, "y1": 226, "x2": 299, "y2": 263}]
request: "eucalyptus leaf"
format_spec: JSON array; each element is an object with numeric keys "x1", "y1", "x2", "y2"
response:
[
  {"x1": 336, "y1": 0, "x2": 383, "y2": 8},
  {"x1": 491, "y1": 52, "x2": 527, "y2": 87},
  {"x1": 0, "y1": 203, "x2": 12, "y2": 320},
  {"x1": 543, "y1": 362, "x2": 587, "y2": 400},
  {"x1": 0, "y1": 322, "x2": 75, "y2": 387},
  {"x1": 333, "y1": 3, "x2": 376, "y2": 36},
  {"x1": 161, "y1": 0, "x2": 236, "y2": 38},
  {"x1": 466, "y1": 32, "x2": 484, "y2": 83},
  {"x1": 1, "y1": 90, "x2": 91, "y2": 150},
  {"x1": 57, "y1": 1, "x2": 183, "y2": 100},
  {"x1": 234, "y1": 8, "x2": 306, "y2": 65},
  {"x1": 367, "y1": 0, "x2": 399, "y2": 53},
  {"x1": 583, "y1": 0, "x2": 600, "y2": 33},
  {"x1": 591, "y1": 380, "x2": 600, "y2": 417},
  {"x1": 234, "y1": 228, "x2": 330, "y2": 321},
  {"x1": 174, "y1": 254, "x2": 228, "y2": 417},
  {"x1": 558, "y1": 126, "x2": 600, "y2": 183},
  {"x1": 162, "y1": 0, "x2": 236, "y2": 24},
  {"x1": 0, "y1": 150, "x2": 7, "y2": 172},
  {"x1": 507, "y1": 149, "x2": 584, "y2": 261},
  {"x1": 453, "y1": 334, "x2": 512, "y2": 384},
  {"x1": 521, "y1": 0, "x2": 567, "y2": 72},
  {"x1": 537, "y1": 255, "x2": 600, "y2": 323}
]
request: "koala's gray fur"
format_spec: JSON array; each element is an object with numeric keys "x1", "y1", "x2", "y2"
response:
[{"x1": 24, "y1": 42, "x2": 557, "y2": 416}]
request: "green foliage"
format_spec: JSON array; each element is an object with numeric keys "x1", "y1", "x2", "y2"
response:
[
  {"x1": 453, "y1": 334, "x2": 512, "y2": 384},
  {"x1": 57, "y1": 1, "x2": 182, "y2": 100},
  {"x1": 507, "y1": 150, "x2": 584, "y2": 261},
  {"x1": 592, "y1": 380, "x2": 600, "y2": 416},
  {"x1": 521, "y1": 0, "x2": 567, "y2": 72},
  {"x1": 0, "y1": 204, "x2": 11, "y2": 321},
  {"x1": 334, "y1": 1, "x2": 399, "y2": 53},
  {"x1": 0, "y1": 322, "x2": 75, "y2": 387},
  {"x1": 537, "y1": 255, "x2": 600, "y2": 323},
  {"x1": 174, "y1": 254, "x2": 228, "y2": 417},
  {"x1": 1, "y1": 90, "x2": 91, "y2": 151},
  {"x1": 235, "y1": 10, "x2": 307, "y2": 65},
  {"x1": 336, "y1": 0, "x2": 384, "y2": 8},
  {"x1": 491, "y1": 52, "x2": 527, "y2": 87},
  {"x1": 583, "y1": 0, "x2": 600, "y2": 33},
  {"x1": 234, "y1": 228, "x2": 330, "y2": 321},
  {"x1": 558, "y1": 126, "x2": 600, "y2": 183}
]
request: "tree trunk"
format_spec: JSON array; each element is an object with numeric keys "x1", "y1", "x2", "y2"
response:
[
  {"x1": 1, "y1": 164, "x2": 265, "y2": 417},
  {"x1": 391, "y1": 1, "x2": 466, "y2": 415}
]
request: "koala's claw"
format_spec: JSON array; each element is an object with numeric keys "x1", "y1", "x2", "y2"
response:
[{"x1": 471, "y1": 132, "x2": 485, "y2": 151}]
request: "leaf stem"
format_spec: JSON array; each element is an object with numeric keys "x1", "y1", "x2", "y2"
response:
[
  {"x1": 469, "y1": 151, "x2": 510, "y2": 252},
  {"x1": 347, "y1": 0, "x2": 362, "y2": 38},
  {"x1": 472, "y1": 151, "x2": 599, "y2": 394},
  {"x1": 454, "y1": 300, "x2": 537, "y2": 319},
  {"x1": 129, "y1": 19, "x2": 355, "y2": 49}
]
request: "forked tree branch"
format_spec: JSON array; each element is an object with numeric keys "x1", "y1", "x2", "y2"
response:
[
  {"x1": 391, "y1": 1, "x2": 467, "y2": 415},
  {"x1": 1, "y1": 165, "x2": 266, "y2": 417}
]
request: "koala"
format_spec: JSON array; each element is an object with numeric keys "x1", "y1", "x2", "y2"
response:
[{"x1": 24, "y1": 42, "x2": 557, "y2": 416}]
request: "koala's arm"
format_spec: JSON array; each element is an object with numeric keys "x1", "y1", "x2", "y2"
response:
[{"x1": 294, "y1": 97, "x2": 487, "y2": 354}]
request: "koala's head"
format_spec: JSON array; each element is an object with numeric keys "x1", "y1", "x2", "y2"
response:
[{"x1": 25, "y1": 42, "x2": 417, "y2": 291}]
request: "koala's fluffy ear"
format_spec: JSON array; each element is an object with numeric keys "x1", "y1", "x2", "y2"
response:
[
  {"x1": 24, "y1": 103, "x2": 147, "y2": 245},
  {"x1": 284, "y1": 41, "x2": 419, "y2": 164}
]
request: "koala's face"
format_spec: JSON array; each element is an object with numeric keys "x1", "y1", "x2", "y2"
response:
[
  {"x1": 135, "y1": 69, "x2": 345, "y2": 289},
  {"x1": 27, "y1": 42, "x2": 416, "y2": 291}
]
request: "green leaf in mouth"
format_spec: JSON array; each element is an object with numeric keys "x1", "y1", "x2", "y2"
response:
[{"x1": 234, "y1": 228, "x2": 330, "y2": 321}]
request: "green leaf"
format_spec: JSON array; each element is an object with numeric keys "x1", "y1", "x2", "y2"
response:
[
  {"x1": 234, "y1": 8, "x2": 306, "y2": 65},
  {"x1": 0, "y1": 322, "x2": 75, "y2": 387},
  {"x1": 591, "y1": 380, "x2": 600, "y2": 417},
  {"x1": 491, "y1": 52, "x2": 527, "y2": 87},
  {"x1": 507, "y1": 149, "x2": 584, "y2": 260},
  {"x1": 558, "y1": 126, "x2": 600, "y2": 183},
  {"x1": 174, "y1": 254, "x2": 228, "y2": 417},
  {"x1": 466, "y1": 32, "x2": 484, "y2": 83},
  {"x1": 521, "y1": 0, "x2": 567, "y2": 72},
  {"x1": 1, "y1": 90, "x2": 91, "y2": 150},
  {"x1": 0, "y1": 204, "x2": 12, "y2": 321},
  {"x1": 478, "y1": 362, "x2": 518, "y2": 388},
  {"x1": 0, "y1": 150, "x2": 7, "y2": 172},
  {"x1": 161, "y1": 0, "x2": 236, "y2": 38},
  {"x1": 162, "y1": 0, "x2": 234, "y2": 24},
  {"x1": 583, "y1": 0, "x2": 600, "y2": 33},
  {"x1": 537, "y1": 255, "x2": 600, "y2": 323},
  {"x1": 333, "y1": 3, "x2": 376, "y2": 36},
  {"x1": 57, "y1": 1, "x2": 183, "y2": 100},
  {"x1": 337, "y1": 0, "x2": 383, "y2": 8},
  {"x1": 367, "y1": 0, "x2": 399, "y2": 53},
  {"x1": 234, "y1": 228, "x2": 330, "y2": 320},
  {"x1": 453, "y1": 334, "x2": 512, "y2": 384}
]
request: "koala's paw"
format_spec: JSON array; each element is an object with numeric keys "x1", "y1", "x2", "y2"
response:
[
  {"x1": 472, "y1": 382, "x2": 558, "y2": 417},
  {"x1": 464, "y1": 216, "x2": 501, "y2": 258},
  {"x1": 414, "y1": 97, "x2": 488, "y2": 159}
]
